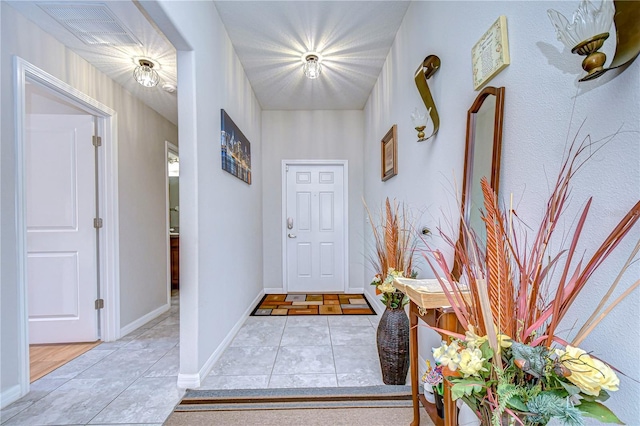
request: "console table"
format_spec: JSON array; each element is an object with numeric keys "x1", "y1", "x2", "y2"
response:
[{"x1": 409, "y1": 300, "x2": 463, "y2": 426}]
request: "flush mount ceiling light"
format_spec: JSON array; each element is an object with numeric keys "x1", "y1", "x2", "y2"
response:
[
  {"x1": 133, "y1": 59, "x2": 160, "y2": 88},
  {"x1": 302, "y1": 53, "x2": 322, "y2": 79}
]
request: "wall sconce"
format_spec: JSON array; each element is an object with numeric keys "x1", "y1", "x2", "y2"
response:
[
  {"x1": 410, "y1": 107, "x2": 431, "y2": 142},
  {"x1": 548, "y1": 0, "x2": 640, "y2": 82},
  {"x1": 414, "y1": 55, "x2": 440, "y2": 141},
  {"x1": 133, "y1": 59, "x2": 159, "y2": 88},
  {"x1": 302, "y1": 53, "x2": 322, "y2": 79}
]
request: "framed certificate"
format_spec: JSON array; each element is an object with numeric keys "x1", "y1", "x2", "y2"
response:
[{"x1": 472, "y1": 16, "x2": 510, "y2": 90}]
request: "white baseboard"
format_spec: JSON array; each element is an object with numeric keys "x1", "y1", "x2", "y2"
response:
[
  {"x1": 0, "y1": 384, "x2": 22, "y2": 410},
  {"x1": 177, "y1": 290, "x2": 266, "y2": 389},
  {"x1": 347, "y1": 287, "x2": 364, "y2": 294},
  {"x1": 119, "y1": 303, "x2": 170, "y2": 337},
  {"x1": 176, "y1": 373, "x2": 200, "y2": 389}
]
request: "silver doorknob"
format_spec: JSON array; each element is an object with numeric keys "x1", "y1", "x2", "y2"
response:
[{"x1": 288, "y1": 233, "x2": 297, "y2": 238}]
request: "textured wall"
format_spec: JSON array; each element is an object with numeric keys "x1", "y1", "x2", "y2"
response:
[{"x1": 363, "y1": 1, "x2": 639, "y2": 420}]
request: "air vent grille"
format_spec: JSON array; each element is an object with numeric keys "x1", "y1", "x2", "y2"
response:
[{"x1": 38, "y1": 3, "x2": 142, "y2": 46}]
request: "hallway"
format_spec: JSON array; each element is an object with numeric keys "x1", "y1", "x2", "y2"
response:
[{"x1": 0, "y1": 293, "x2": 389, "y2": 425}]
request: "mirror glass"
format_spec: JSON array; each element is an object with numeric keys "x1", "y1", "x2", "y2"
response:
[{"x1": 453, "y1": 87, "x2": 505, "y2": 278}]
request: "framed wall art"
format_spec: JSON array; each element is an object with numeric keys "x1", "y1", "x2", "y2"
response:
[
  {"x1": 472, "y1": 15, "x2": 510, "y2": 90},
  {"x1": 220, "y1": 109, "x2": 252, "y2": 184},
  {"x1": 381, "y1": 124, "x2": 398, "y2": 181}
]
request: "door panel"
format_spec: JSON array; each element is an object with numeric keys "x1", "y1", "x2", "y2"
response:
[
  {"x1": 26, "y1": 114, "x2": 98, "y2": 343},
  {"x1": 286, "y1": 164, "x2": 345, "y2": 292}
]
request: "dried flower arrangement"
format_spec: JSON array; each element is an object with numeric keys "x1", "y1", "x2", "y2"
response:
[
  {"x1": 422, "y1": 133, "x2": 640, "y2": 425},
  {"x1": 365, "y1": 197, "x2": 417, "y2": 308}
]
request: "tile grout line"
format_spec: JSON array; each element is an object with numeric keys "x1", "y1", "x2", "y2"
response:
[
  {"x1": 265, "y1": 316, "x2": 287, "y2": 388},
  {"x1": 328, "y1": 317, "x2": 340, "y2": 387}
]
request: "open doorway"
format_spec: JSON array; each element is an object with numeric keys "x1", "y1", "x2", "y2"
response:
[
  {"x1": 166, "y1": 142, "x2": 179, "y2": 295},
  {"x1": 15, "y1": 57, "x2": 120, "y2": 394},
  {"x1": 25, "y1": 82, "x2": 102, "y2": 381}
]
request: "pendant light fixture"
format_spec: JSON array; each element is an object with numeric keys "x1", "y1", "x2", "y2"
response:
[
  {"x1": 302, "y1": 53, "x2": 322, "y2": 79},
  {"x1": 133, "y1": 59, "x2": 160, "y2": 88}
]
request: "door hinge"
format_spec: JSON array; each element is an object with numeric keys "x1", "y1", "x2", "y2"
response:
[
  {"x1": 95, "y1": 299, "x2": 104, "y2": 310},
  {"x1": 92, "y1": 136, "x2": 102, "y2": 147},
  {"x1": 94, "y1": 218, "x2": 103, "y2": 229},
  {"x1": 286, "y1": 165, "x2": 289, "y2": 172}
]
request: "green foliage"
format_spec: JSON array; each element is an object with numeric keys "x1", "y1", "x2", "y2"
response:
[
  {"x1": 577, "y1": 401, "x2": 625, "y2": 424},
  {"x1": 510, "y1": 342, "x2": 549, "y2": 379},
  {"x1": 524, "y1": 393, "x2": 583, "y2": 425},
  {"x1": 450, "y1": 379, "x2": 485, "y2": 400},
  {"x1": 559, "y1": 381, "x2": 581, "y2": 397}
]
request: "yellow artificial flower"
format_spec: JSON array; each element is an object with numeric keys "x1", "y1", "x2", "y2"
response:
[
  {"x1": 557, "y1": 345, "x2": 620, "y2": 396},
  {"x1": 465, "y1": 325, "x2": 512, "y2": 353},
  {"x1": 379, "y1": 281, "x2": 396, "y2": 294},
  {"x1": 433, "y1": 341, "x2": 461, "y2": 371},
  {"x1": 458, "y1": 347, "x2": 487, "y2": 377}
]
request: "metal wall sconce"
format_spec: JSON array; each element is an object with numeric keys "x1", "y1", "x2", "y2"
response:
[
  {"x1": 410, "y1": 107, "x2": 431, "y2": 142},
  {"x1": 548, "y1": 0, "x2": 640, "y2": 82},
  {"x1": 414, "y1": 55, "x2": 440, "y2": 141}
]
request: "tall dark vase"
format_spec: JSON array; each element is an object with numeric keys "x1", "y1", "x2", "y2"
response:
[{"x1": 376, "y1": 305, "x2": 410, "y2": 385}]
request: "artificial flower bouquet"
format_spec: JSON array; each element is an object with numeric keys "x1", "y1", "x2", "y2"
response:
[
  {"x1": 370, "y1": 267, "x2": 417, "y2": 308},
  {"x1": 422, "y1": 359, "x2": 444, "y2": 397},
  {"x1": 433, "y1": 329, "x2": 620, "y2": 425},
  {"x1": 422, "y1": 135, "x2": 639, "y2": 425},
  {"x1": 365, "y1": 198, "x2": 417, "y2": 308}
]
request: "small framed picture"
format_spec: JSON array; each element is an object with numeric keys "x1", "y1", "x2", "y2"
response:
[
  {"x1": 472, "y1": 15, "x2": 510, "y2": 90},
  {"x1": 381, "y1": 124, "x2": 398, "y2": 181}
]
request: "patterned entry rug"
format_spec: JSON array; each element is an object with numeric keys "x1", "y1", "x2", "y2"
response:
[{"x1": 250, "y1": 294, "x2": 376, "y2": 316}]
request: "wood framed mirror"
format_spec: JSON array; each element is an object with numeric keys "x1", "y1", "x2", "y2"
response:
[{"x1": 452, "y1": 86, "x2": 505, "y2": 280}]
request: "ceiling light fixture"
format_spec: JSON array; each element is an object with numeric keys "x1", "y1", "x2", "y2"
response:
[
  {"x1": 133, "y1": 59, "x2": 159, "y2": 88},
  {"x1": 302, "y1": 53, "x2": 322, "y2": 79}
]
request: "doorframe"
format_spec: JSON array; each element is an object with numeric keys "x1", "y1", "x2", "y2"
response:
[
  {"x1": 165, "y1": 141, "x2": 178, "y2": 305},
  {"x1": 13, "y1": 57, "x2": 120, "y2": 395},
  {"x1": 281, "y1": 160, "x2": 349, "y2": 293}
]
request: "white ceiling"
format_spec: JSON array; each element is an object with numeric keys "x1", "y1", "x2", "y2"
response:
[
  {"x1": 7, "y1": 0, "x2": 178, "y2": 124},
  {"x1": 8, "y1": 0, "x2": 410, "y2": 122},
  {"x1": 214, "y1": 1, "x2": 410, "y2": 110}
]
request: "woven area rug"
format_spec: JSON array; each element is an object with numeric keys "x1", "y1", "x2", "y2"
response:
[
  {"x1": 250, "y1": 293, "x2": 376, "y2": 316},
  {"x1": 165, "y1": 386, "x2": 435, "y2": 426}
]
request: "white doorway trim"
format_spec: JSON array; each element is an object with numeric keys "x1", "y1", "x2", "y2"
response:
[
  {"x1": 13, "y1": 57, "x2": 120, "y2": 396},
  {"x1": 281, "y1": 160, "x2": 349, "y2": 293},
  {"x1": 165, "y1": 141, "x2": 178, "y2": 305}
]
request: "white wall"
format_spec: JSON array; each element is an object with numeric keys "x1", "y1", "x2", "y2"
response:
[
  {"x1": 364, "y1": 1, "x2": 639, "y2": 420},
  {"x1": 261, "y1": 110, "x2": 365, "y2": 293},
  {"x1": 1, "y1": 2, "x2": 178, "y2": 405},
  {"x1": 142, "y1": 1, "x2": 263, "y2": 386}
]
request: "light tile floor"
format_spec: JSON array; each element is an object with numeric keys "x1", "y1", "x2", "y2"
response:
[{"x1": 1, "y1": 294, "x2": 384, "y2": 426}]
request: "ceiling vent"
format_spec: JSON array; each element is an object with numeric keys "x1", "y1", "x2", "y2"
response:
[{"x1": 38, "y1": 3, "x2": 142, "y2": 46}]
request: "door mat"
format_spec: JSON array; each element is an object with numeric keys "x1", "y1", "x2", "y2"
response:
[{"x1": 250, "y1": 294, "x2": 376, "y2": 316}]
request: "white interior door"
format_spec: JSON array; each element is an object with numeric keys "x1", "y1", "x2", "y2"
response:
[
  {"x1": 26, "y1": 114, "x2": 98, "y2": 343},
  {"x1": 285, "y1": 163, "x2": 346, "y2": 292}
]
